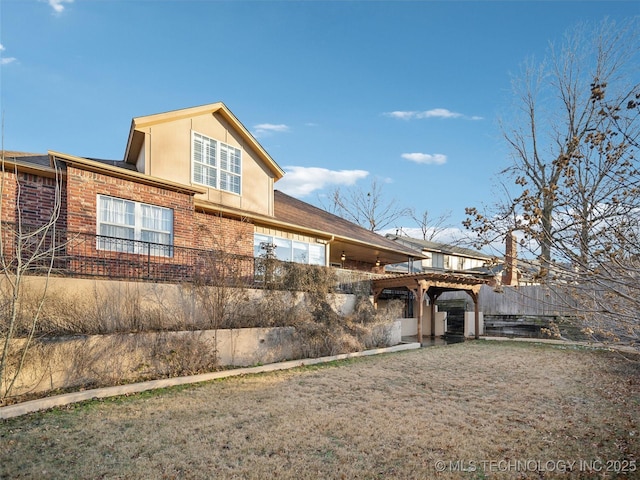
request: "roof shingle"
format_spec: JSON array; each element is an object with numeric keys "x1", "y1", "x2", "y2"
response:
[{"x1": 274, "y1": 190, "x2": 421, "y2": 257}]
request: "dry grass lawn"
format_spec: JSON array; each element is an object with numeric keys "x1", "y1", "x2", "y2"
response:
[{"x1": 1, "y1": 340, "x2": 638, "y2": 479}]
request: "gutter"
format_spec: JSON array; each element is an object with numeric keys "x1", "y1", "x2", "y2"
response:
[
  {"x1": 194, "y1": 199, "x2": 425, "y2": 259},
  {"x1": 50, "y1": 151, "x2": 207, "y2": 196}
]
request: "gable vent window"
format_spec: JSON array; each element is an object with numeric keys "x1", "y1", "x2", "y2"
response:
[
  {"x1": 192, "y1": 131, "x2": 241, "y2": 195},
  {"x1": 97, "y1": 195, "x2": 174, "y2": 257}
]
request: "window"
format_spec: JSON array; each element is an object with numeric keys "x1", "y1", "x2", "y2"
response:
[
  {"x1": 431, "y1": 252, "x2": 444, "y2": 270},
  {"x1": 308, "y1": 244, "x2": 325, "y2": 265},
  {"x1": 273, "y1": 237, "x2": 292, "y2": 262},
  {"x1": 292, "y1": 241, "x2": 309, "y2": 263},
  {"x1": 192, "y1": 131, "x2": 241, "y2": 194},
  {"x1": 254, "y1": 234, "x2": 273, "y2": 258},
  {"x1": 97, "y1": 195, "x2": 173, "y2": 256},
  {"x1": 253, "y1": 234, "x2": 326, "y2": 266}
]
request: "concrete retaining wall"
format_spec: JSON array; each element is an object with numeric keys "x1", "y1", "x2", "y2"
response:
[
  {"x1": 2, "y1": 275, "x2": 400, "y2": 398},
  {"x1": 0, "y1": 341, "x2": 419, "y2": 419},
  {"x1": 5, "y1": 321, "x2": 402, "y2": 398}
]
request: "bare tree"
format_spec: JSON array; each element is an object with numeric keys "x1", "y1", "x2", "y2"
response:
[
  {"x1": 465, "y1": 18, "x2": 639, "y2": 267},
  {"x1": 328, "y1": 178, "x2": 410, "y2": 232},
  {"x1": 550, "y1": 75, "x2": 640, "y2": 345},
  {"x1": 409, "y1": 208, "x2": 452, "y2": 242},
  {"x1": 464, "y1": 18, "x2": 640, "y2": 347},
  {"x1": 0, "y1": 150, "x2": 64, "y2": 400}
]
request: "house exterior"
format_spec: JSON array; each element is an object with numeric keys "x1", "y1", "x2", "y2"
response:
[
  {"x1": 385, "y1": 234, "x2": 494, "y2": 274},
  {"x1": 1, "y1": 103, "x2": 421, "y2": 284}
]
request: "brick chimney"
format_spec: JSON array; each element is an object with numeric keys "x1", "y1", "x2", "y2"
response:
[{"x1": 503, "y1": 232, "x2": 518, "y2": 286}]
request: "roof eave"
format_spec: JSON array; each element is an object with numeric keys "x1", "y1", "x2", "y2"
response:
[
  {"x1": 1, "y1": 156, "x2": 59, "y2": 178},
  {"x1": 194, "y1": 199, "x2": 426, "y2": 261},
  {"x1": 50, "y1": 151, "x2": 207, "y2": 196}
]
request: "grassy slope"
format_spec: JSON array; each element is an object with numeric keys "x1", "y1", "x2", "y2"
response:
[{"x1": 1, "y1": 341, "x2": 638, "y2": 479}]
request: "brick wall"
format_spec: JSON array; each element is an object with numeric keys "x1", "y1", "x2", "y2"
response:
[
  {"x1": 193, "y1": 211, "x2": 254, "y2": 257},
  {"x1": 1, "y1": 170, "x2": 67, "y2": 262},
  {"x1": 1, "y1": 170, "x2": 18, "y2": 260},
  {"x1": 17, "y1": 173, "x2": 67, "y2": 229},
  {"x1": 1, "y1": 170, "x2": 18, "y2": 224},
  {"x1": 1, "y1": 170, "x2": 66, "y2": 227},
  {"x1": 3, "y1": 165, "x2": 265, "y2": 281},
  {"x1": 65, "y1": 166, "x2": 195, "y2": 248}
]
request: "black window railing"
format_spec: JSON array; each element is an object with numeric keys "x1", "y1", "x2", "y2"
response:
[{"x1": 0, "y1": 222, "x2": 376, "y2": 292}]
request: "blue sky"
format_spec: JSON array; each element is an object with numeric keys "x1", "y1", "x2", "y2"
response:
[{"x1": 1, "y1": 0, "x2": 638, "y2": 244}]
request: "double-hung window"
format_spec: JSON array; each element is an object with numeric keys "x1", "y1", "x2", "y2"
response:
[
  {"x1": 192, "y1": 132, "x2": 241, "y2": 194},
  {"x1": 97, "y1": 195, "x2": 174, "y2": 257}
]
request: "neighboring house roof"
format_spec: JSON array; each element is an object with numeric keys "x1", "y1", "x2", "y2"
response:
[
  {"x1": 385, "y1": 234, "x2": 493, "y2": 260},
  {"x1": 274, "y1": 191, "x2": 425, "y2": 264},
  {"x1": 124, "y1": 102, "x2": 286, "y2": 180}
]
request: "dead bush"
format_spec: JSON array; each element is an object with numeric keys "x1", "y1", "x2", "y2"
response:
[
  {"x1": 292, "y1": 314, "x2": 362, "y2": 358},
  {"x1": 241, "y1": 290, "x2": 302, "y2": 328},
  {"x1": 2, "y1": 331, "x2": 220, "y2": 401},
  {"x1": 145, "y1": 332, "x2": 218, "y2": 378},
  {"x1": 290, "y1": 295, "x2": 401, "y2": 358},
  {"x1": 0, "y1": 280, "x2": 50, "y2": 337}
]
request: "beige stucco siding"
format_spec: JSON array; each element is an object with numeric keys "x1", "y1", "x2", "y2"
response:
[
  {"x1": 254, "y1": 225, "x2": 326, "y2": 245},
  {"x1": 135, "y1": 112, "x2": 275, "y2": 217}
]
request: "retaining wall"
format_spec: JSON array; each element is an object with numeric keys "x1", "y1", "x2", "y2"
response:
[{"x1": 5, "y1": 322, "x2": 402, "y2": 397}]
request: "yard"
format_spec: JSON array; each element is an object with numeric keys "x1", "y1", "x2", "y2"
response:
[{"x1": 1, "y1": 340, "x2": 638, "y2": 479}]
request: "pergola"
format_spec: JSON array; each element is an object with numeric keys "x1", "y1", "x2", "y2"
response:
[{"x1": 372, "y1": 272, "x2": 490, "y2": 340}]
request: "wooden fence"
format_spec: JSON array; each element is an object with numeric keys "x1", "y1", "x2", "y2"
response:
[{"x1": 439, "y1": 285, "x2": 579, "y2": 317}]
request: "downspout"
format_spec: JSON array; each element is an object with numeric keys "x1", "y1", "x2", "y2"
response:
[{"x1": 325, "y1": 235, "x2": 335, "y2": 267}]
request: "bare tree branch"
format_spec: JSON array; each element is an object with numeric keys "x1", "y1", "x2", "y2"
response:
[
  {"x1": 327, "y1": 178, "x2": 410, "y2": 232},
  {"x1": 409, "y1": 208, "x2": 452, "y2": 242},
  {"x1": 464, "y1": 18, "x2": 640, "y2": 348},
  {"x1": 0, "y1": 145, "x2": 65, "y2": 399}
]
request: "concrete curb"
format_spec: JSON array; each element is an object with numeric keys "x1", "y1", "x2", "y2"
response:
[
  {"x1": 0, "y1": 342, "x2": 421, "y2": 420},
  {"x1": 479, "y1": 336, "x2": 639, "y2": 354}
]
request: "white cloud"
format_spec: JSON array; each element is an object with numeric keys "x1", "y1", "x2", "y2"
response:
[
  {"x1": 385, "y1": 108, "x2": 483, "y2": 121},
  {"x1": 385, "y1": 111, "x2": 420, "y2": 120},
  {"x1": 46, "y1": 0, "x2": 74, "y2": 13},
  {"x1": 252, "y1": 123, "x2": 290, "y2": 138},
  {"x1": 401, "y1": 153, "x2": 447, "y2": 165},
  {"x1": 0, "y1": 44, "x2": 16, "y2": 65},
  {"x1": 420, "y1": 108, "x2": 462, "y2": 119},
  {"x1": 276, "y1": 166, "x2": 369, "y2": 197}
]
